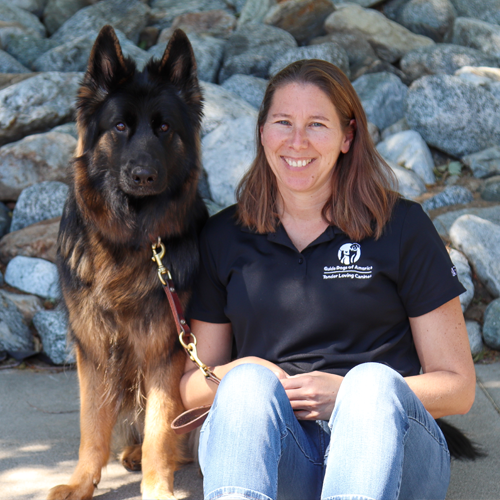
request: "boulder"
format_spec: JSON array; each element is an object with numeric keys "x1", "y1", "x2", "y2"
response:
[
  {"x1": 0, "y1": 72, "x2": 82, "y2": 147},
  {"x1": 0, "y1": 217, "x2": 60, "y2": 265},
  {"x1": 50, "y1": 122, "x2": 78, "y2": 139},
  {"x1": 405, "y1": 75, "x2": 500, "y2": 157},
  {"x1": 221, "y1": 74, "x2": 268, "y2": 109},
  {"x1": 481, "y1": 176, "x2": 500, "y2": 202},
  {"x1": 0, "y1": 293, "x2": 33, "y2": 353},
  {"x1": 422, "y1": 185, "x2": 473, "y2": 211},
  {"x1": 0, "y1": 4, "x2": 46, "y2": 39},
  {"x1": 0, "y1": 290, "x2": 43, "y2": 324},
  {"x1": 452, "y1": 17, "x2": 500, "y2": 59},
  {"x1": 352, "y1": 72, "x2": 408, "y2": 130},
  {"x1": 377, "y1": 129, "x2": 435, "y2": 184},
  {"x1": 202, "y1": 115, "x2": 256, "y2": 208},
  {"x1": 449, "y1": 214, "x2": 500, "y2": 297},
  {"x1": 324, "y1": 3, "x2": 434, "y2": 64},
  {"x1": 3, "y1": 34, "x2": 59, "y2": 69},
  {"x1": 432, "y1": 205, "x2": 500, "y2": 238},
  {"x1": 11, "y1": 181, "x2": 67, "y2": 233},
  {"x1": 0, "y1": 50, "x2": 30, "y2": 73},
  {"x1": 219, "y1": 23, "x2": 297, "y2": 83},
  {"x1": 200, "y1": 81, "x2": 258, "y2": 137},
  {"x1": 448, "y1": 0, "x2": 500, "y2": 26},
  {"x1": 0, "y1": 131, "x2": 75, "y2": 201},
  {"x1": 51, "y1": 0, "x2": 150, "y2": 44},
  {"x1": 465, "y1": 320, "x2": 483, "y2": 356},
  {"x1": 449, "y1": 248, "x2": 474, "y2": 313},
  {"x1": 462, "y1": 146, "x2": 500, "y2": 179},
  {"x1": 400, "y1": 44, "x2": 498, "y2": 82},
  {"x1": 483, "y1": 298, "x2": 500, "y2": 350},
  {"x1": 8, "y1": 0, "x2": 46, "y2": 17},
  {"x1": 381, "y1": 117, "x2": 410, "y2": 141},
  {"x1": 268, "y1": 43, "x2": 350, "y2": 79},
  {"x1": 387, "y1": 161, "x2": 427, "y2": 200},
  {"x1": 455, "y1": 66, "x2": 500, "y2": 81},
  {"x1": 238, "y1": 0, "x2": 277, "y2": 26},
  {"x1": 367, "y1": 122, "x2": 380, "y2": 145},
  {"x1": 42, "y1": 0, "x2": 94, "y2": 36},
  {"x1": 0, "y1": 201, "x2": 10, "y2": 237},
  {"x1": 263, "y1": 0, "x2": 335, "y2": 45}
]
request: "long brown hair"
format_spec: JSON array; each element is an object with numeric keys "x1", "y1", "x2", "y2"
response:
[{"x1": 236, "y1": 59, "x2": 399, "y2": 241}]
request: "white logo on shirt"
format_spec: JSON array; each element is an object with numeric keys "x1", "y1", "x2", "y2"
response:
[
  {"x1": 323, "y1": 243, "x2": 373, "y2": 280},
  {"x1": 338, "y1": 243, "x2": 361, "y2": 264}
]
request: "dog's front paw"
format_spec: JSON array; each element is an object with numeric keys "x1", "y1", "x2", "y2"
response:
[
  {"x1": 120, "y1": 444, "x2": 142, "y2": 472},
  {"x1": 141, "y1": 477, "x2": 176, "y2": 500},
  {"x1": 47, "y1": 483, "x2": 94, "y2": 500}
]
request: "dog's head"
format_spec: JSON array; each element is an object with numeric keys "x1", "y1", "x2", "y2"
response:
[{"x1": 73, "y1": 25, "x2": 204, "y2": 242}]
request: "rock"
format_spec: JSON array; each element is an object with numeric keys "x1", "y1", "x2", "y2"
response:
[
  {"x1": 449, "y1": 214, "x2": 500, "y2": 297},
  {"x1": 50, "y1": 122, "x2": 78, "y2": 139},
  {"x1": 0, "y1": 217, "x2": 60, "y2": 265},
  {"x1": 367, "y1": 122, "x2": 380, "y2": 145},
  {"x1": 10, "y1": 181, "x2": 68, "y2": 232},
  {"x1": 455, "y1": 66, "x2": 500, "y2": 81},
  {"x1": 3, "y1": 34, "x2": 59, "y2": 69},
  {"x1": 0, "y1": 73, "x2": 36, "y2": 91},
  {"x1": 452, "y1": 17, "x2": 500, "y2": 59},
  {"x1": 422, "y1": 185, "x2": 473, "y2": 211},
  {"x1": 268, "y1": 43, "x2": 350, "y2": 79},
  {"x1": 462, "y1": 146, "x2": 500, "y2": 179},
  {"x1": 205, "y1": 199, "x2": 225, "y2": 216},
  {"x1": 448, "y1": 0, "x2": 500, "y2": 26},
  {"x1": 449, "y1": 248, "x2": 474, "y2": 312},
  {"x1": 400, "y1": 44, "x2": 498, "y2": 82},
  {"x1": 0, "y1": 290, "x2": 43, "y2": 324},
  {"x1": 388, "y1": 161, "x2": 427, "y2": 199},
  {"x1": 219, "y1": 23, "x2": 297, "y2": 83},
  {"x1": 324, "y1": 3, "x2": 434, "y2": 64},
  {"x1": 4, "y1": 255, "x2": 61, "y2": 300},
  {"x1": 465, "y1": 320, "x2": 483, "y2": 356},
  {"x1": 33, "y1": 309, "x2": 75, "y2": 365},
  {"x1": 0, "y1": 293, "x2": 33, "y2": 353},
  {"x1": 42, "y1": 0, "x2": 94, "y2": 36},
  {"x1": 202, "y1": 115, "x2": 256, "y2": 208},
  {"x1": 0, "y1": 50, "x2": 30, "y2": 73},
  {"x1": 0, "y1": 72, "x2": 82, "y2": 148},
  {"x1": 480, "y1": 176, "x2": 500, "y2": 201},
  {"x1": 377, "y1": 129, "x2": 435, "y2": 184},
  {"x1": 406, "y1": 75, "x2": 500, "y2": 157},
  {"x1": 0, "y1": 131, "x2": 75, "y2": 201},
  {"x1": 432, "y1": 205, "x2": 500, "y2": 238},
  {"x1": 486, "y1": 81, "x2": 500, "y2": 101},
  {"x1": 8, "y1": 0, "x2": 47, "y2": 17},
  {"x1": 381, "y1": 117, "x2": 410, "y2": 141},
  {"x1": 0, "y1": 4, "x2": 46, "y2": 39},
  {"x1": 335, "y1": 0, "x2": 386, "y2": 6},
  {"x1": 221, "y1": 74, "x2": 267, "y2": 109},
  {"x1": 352, "y1": 72, "x2": 408, "y2": 131},
  {"x1": 263, "y1": 0, "x2": 335, "y2": 45},
  {"x1": 200, "y1": 81, "x2": 258, "y2": 137},
  {"x1": 51, "y1": 0, "x2": 150, "y2": 45},
  {"x1": 150, "y1": 33, "x2": 225, "y2": 84},
  {"x1": 0, "y1": 201, "x2": 11, "y2": 237},
  {"x1": 483, "y1": 298, "x2": 500, "y2": 350},
  {"x1": 238, "y1": 0, "x2": 277, "y2": 26}
]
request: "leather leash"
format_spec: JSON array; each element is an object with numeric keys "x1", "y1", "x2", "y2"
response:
[{"x1": 152, "y1": 238, "x2": 220, "y2": 434}]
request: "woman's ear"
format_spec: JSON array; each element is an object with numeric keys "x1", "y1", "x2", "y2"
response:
[{"x1": 341, "y1": 119, "x2": 356, "y2": 154}]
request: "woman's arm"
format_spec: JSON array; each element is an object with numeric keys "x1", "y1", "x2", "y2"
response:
[{"x1": 405, "y1": 296, "x2": 476, "y2": 418}]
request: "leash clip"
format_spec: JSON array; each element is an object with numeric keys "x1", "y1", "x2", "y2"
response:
[{"x1": 151, "y1": 238, "x2": 172, "y2": 285}]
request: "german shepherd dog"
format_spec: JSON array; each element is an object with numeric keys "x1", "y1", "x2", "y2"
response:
[{"x1": 48, "y1": 25, "x2": 207, "y2": 500}]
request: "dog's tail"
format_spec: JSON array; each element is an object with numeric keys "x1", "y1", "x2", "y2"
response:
[{"x1": 436, "y1": 419, "x2": 485, "y2": 460}]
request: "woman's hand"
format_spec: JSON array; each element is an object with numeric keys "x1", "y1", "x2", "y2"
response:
[{"x1": 280, "y1": 371, "x2": 343, "y2": 421}]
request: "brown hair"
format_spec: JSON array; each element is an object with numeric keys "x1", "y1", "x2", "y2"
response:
[{"x1": 236, "y1": 59, "x2": 399, "y2": 241}]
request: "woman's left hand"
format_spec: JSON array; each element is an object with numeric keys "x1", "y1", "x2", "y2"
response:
[{"x1": 280, "y1": 371, "x2": 343, "y2": 421}]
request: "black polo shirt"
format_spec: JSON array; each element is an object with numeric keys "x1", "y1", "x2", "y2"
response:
[{"x1": 189, "y1": 199, "x2": 465, "y2": 377}]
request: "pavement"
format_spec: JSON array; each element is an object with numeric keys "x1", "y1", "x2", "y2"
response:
[{"x1": 1, "y1": 364, "x2": 500, "y2": 500}]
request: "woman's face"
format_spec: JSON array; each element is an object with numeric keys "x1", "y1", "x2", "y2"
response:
[{"x1": 260, "y1": 82, "x2": 352, "y2": 201}]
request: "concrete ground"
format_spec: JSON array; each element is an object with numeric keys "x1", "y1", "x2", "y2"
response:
[{"x1": 1, "y1": 364, "x2": 499, "y2": 500}]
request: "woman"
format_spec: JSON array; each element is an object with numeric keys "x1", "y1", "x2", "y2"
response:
[{"x1": 181, "y1": 60, "x2": 475, "y2": 500}]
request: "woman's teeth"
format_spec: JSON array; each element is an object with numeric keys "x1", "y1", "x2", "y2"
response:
[{"x1": 284, "y1": 158, "x2": 313, "y2": 167}]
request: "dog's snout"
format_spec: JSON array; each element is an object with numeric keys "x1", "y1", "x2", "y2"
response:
[{"x1": 131, "y1": 166, "x2": 157, "y2": 186}]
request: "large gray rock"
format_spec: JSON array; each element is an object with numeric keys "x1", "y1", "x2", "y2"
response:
[
  {"x1": 400, "y1": 44, "x2": 498, "y2": 82},
  {"x1": 0, "y1": 131, "x2": 76, "y2": 201},
  {"x1": 0, "y1": 72, "x2": 81, "y2": 147},
  {"x1": 377, "y1": 129, "x2": 435, "y2": 184},
  {"x1": 5, "y1": 255, "x2": 61, "y2": 300},
  {"x1": 455, "y1": 66, "x2": 500, "y2": 82},
  {"x1": 432, "y1": 205, "x2": 500, "y2": 238},
  {"x1": 268, "y1": 43, "x2": 350, "y2": 79},
  {"x1": 449, "y1": 0, "x2": 500, "y2": 26},
  {"x1": 405, "y1": 75, "x2": 500, "y2": 157},
  {"x1": 0, "y1": 289, "x2": 43, "y2": 324},
  {"x1": 0, "y1": 4, "x2": 46, "y2": 39},
  {"x1": 202, "y1": 115, "x2": 256, "y2": 208},
  {"x1": 462, "y1": 146, "x2": 500, "y2": 178},
  {"x1": 200, "y1": 81, "x2": 258, "y2": 137},
  {"x1": 237, "y1": 0, "x2": 276, "y2": 26},
  {"x1": 7, "y1": 0, "x2": 47, "y2": 17},
  {"x1": 263, "y1": 0, "x2": 335, "y2": 45},
  {"x1": 50, "y1": 122, "x2": 78, "y2": 139},
  {"x1": 33, "y1": 309, "x2": 74, "y2": 365},
  {"x1": 219, "y1": 23, "x2": 297, "y2": 83},
  {"x1": 449, "y1": 248, "x2": 474, "y2": 313},
  {"x1": 481, "y1": 176, "x2": 500, "y2": 202},
  {"x1": 42, "y1": 0, "x2": 94, "y2": 36},
  {"x1": 0, "y1": 50, "x2": 30, "y2": 73},
  {"x1": 0, "y1": 201, "x2": 10, "y2": 237},
  {"x1": 10, "y1": 181, "x2": 69, "y2": 232},
  {"x1": 483, "y1": 298, "x2": 500, "y2": 350},
  {"x1": 388, "y1": 161, "x2": 427, "y2": 199},
  {"x1": 452, "y1": 17, "x2": 500, "y2": 59},
  {"x1": 465, "y1": 320, "x2": 483, "y2": 356},
  {"x1": 3, "y1": 34, "x2": 59, "y2": 69},
  {"x1": 421, "y1": 185, "x2": 473, "y2": 211},
  {"x1": 449, "y1": 214, "x2": 500, "y2": 297},
  {"x1": 221, "y1": 74, "x2": 268, "y2": 109},
  {"x1": 0, "y1": 294, "x2": 33, "y2": 353},
  {"x1": 51, "y1": 0, "x2": 150, "y2": 44},
  {"x1": 352, "y1": 72, "x2": 408, "y2": 130},
  {"x1": 381, "y1": 117, "x2": 410, "y2": 141},
  {"x1": 324, "y1": 3, "x2": 434, "y2": 63}
]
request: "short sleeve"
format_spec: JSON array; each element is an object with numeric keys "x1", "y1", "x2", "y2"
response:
[
  {"x1": 188, "y1": 220, "x2": 230, "y2": 324},
  {"x1": 398, "y1": 203, "x2": 466, "y2": 317}
]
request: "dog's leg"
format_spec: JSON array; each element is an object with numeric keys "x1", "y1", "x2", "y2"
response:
[
  {"x1": 48, "y1": 351, "x2": 118, "y2": 500},
  {"x1": 140, "y1": 352, "x2": 186, "y2": 500}
]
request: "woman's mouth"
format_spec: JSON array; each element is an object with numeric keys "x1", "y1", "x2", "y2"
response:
[{"x1": 282, "y1": 157, "x2": 314, "y2": 167}]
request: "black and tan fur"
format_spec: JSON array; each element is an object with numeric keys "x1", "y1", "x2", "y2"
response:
[{"x1": 48, "y1": 25, "x2": 207, "y2": 500}]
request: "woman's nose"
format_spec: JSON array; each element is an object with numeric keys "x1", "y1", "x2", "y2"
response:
[{"x1": 289, "y1": 126, "x2": 308, "y2": 150}]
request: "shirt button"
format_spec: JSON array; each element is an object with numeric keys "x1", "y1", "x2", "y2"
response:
[{"x1": 298, "y1": 257, "x2": 303, "y2": 264}]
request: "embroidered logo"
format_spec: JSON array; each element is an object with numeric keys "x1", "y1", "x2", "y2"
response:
[{"x1": 323, "y1": 243, "x2": 373, "y2": 280}]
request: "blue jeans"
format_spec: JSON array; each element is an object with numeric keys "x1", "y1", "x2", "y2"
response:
[{"x1": 198, "y1": 363, "x2": 451, "y2": 500}]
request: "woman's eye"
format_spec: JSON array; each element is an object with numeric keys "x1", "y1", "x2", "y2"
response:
[
  {"x1": 160, "y1": 123, "x2": 169, "y2": 132},
  {"x1": 277, "y1": 120, "x2": 291, "y2": 126},
  {"x1": 312, "y1": 122, "x2": 325, "y2": 127},
  {"x1": 116, "y1": 122, "x2": 126, "y2": 131}
]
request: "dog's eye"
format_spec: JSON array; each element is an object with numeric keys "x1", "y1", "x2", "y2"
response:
[
  {"x1": 160, "y1": 123, "x2": 169, "y2": 133},
  {"x1": 116, "y1": 122, "x2": 126, "y2": 132}
]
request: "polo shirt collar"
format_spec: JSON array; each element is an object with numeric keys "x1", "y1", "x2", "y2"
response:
[{"x1": 266, "y1": 222, "x2": 340, "y2": 252}]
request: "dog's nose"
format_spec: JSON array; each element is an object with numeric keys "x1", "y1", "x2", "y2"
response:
[{"x1": 131, "y1": 166, "x2": 157, "y2": 186}]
